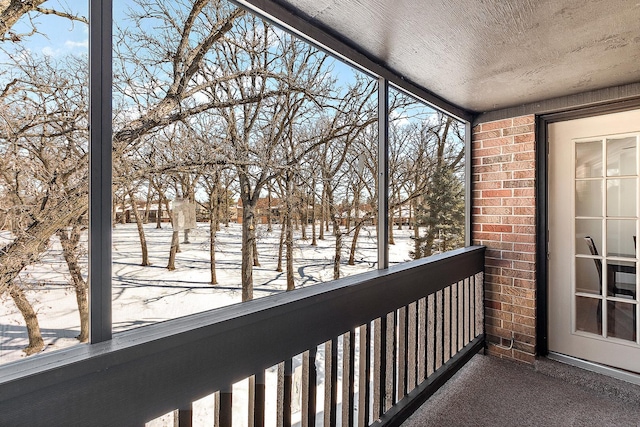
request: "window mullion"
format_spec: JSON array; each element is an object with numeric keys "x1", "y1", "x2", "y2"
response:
[
  {"x1": 377, "y1": 77, "x2": 389, "y2": 269},
  {"x1": 89, "y1": 0, "x2": 113, "y2": 343}
]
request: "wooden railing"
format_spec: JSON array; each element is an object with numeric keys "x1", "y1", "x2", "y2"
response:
[{"x1": 0, "y1": 246, "x2": 485, "y2": 427}]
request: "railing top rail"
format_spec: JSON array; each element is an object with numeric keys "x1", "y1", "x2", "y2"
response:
[{"x1": 0, "y1": 245, "x2": 484, "y2": 426}]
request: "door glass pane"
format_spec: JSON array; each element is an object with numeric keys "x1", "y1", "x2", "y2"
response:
[
  {"x1": 576, "y1": 180, "x2": 602, "y2": 217},
  {"x1": 575, "y1": 219, "x2": 602, "y2": 256},
  {"x1": 606, "y1": 219, "x2": 636, "y2": 257},
  {"x1": 576, "y1": 296, "x2": 602, "y2": 335},
  {"x1": 605, "y1": 260, "x2": 636, "y2": 298},
  {"x1": 576, "y1": 257, "x2": 602, "y2": 295},
  {"x1": 576, "y1": 140, "x2": 603, "y2": 178},
  {"x1": 607, "y1": 137, "x2": 636, "y2": 177},
  {"x1": 607, "y1": 178, "x2": 636, "y2": 217},
  {"x1": 607, "y1": 301, "x2": 637, "y2": 342}
]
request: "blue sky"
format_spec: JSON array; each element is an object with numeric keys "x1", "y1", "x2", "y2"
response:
[{"x1": 6, "y1": 1, "x2": 88, "y2": 58}]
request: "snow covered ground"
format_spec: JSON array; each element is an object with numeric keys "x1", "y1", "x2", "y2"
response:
[
  {"x1": 1, "y1": 222, "x2": 415, "y2": 365},
  {"x1": 1, "y1": 222, "x2": 417, "y2": 426}
]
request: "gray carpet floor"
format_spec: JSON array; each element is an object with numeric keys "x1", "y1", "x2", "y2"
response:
[{"x1": 402, "y1": 354, "x2": 640, "y2": 427}]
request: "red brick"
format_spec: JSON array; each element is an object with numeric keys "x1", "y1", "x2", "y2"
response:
[
  {"x1": 474, "y1": 147, "x2": 502, "y2": 157},
  {"x1": 514, "y1": 207, "x2": 535, "y2": 215},
  {"x1": 512, "y1": 296, "x2": 536, "y2": 308},
  {"x1": 512, "y1": 349, "x2": 536, "y2": 364},
  {"x1": 503, "y1": 287, "x2": 535, "y2": 299},
  {"x1": 483, "y1": 154, "x2": 513, "y2": 164},
  {"x1": 513, "y1": 243, "x2": 535, "y2": 253},
  {"x1": 513, "y1": 279, "x2": 536, "y2": 289},
  {"x1": 486, "y1": 300, "x2": 502, "y2": 310},
  {"x1": 513, "y1": 115, "x2": 535, "y2": 126},
  {"x1": 514, "y1": 151, "x2": 536, "y2": 161},
  {"x1": 502, "y1": 268, "x2": 535, "y2": 280},
  {"x1": 503, "y1": 180, "x2": 534, "y2": 188},
  {"x1": 475, "y1": 164, "x2": 502, "y2": 173},
  {"x1": 503, "y1": 215, "x2": 535, "y2": 225},
  {"x1": 480, "y1": 119, "x2": 513, "y2": 131},
  {"x1": 503, "y1": 198, "x2": 535, "y2": 207},
  {"x1": 513, "y1": 261, "x2": 535, "y2": 272},
  {"x1": 502, "y1": 233, "x2": 535, "y2": 243},
  {"x1": 475, "y1": 198, "x2": 502, "y2": 207},
  {"x1": 474, "y1": 232, "x2": 502, "y2": 241},
  {"x1": 483, "y1": 224, "x2": 513, "y2": 232},
  {"x1": 473, "y1": 181, "x2": 503, "y2": 190},
  {"x1": 514, "y1": 133, "x2": 535, "y2": 143},
  {"x1": 481, "y1": 171, "x2": 513, "y2": 181},
  {"x1": 482, "y1": 207, "x2": 513, "y2": 215},
  {"x1": 503, "y1": 124, "x2": 535, "y2": 136},
  {"x1": 486, "y1": 257, "x2": 513, "y2": 268},
  {"x1": 474, "y1": 130, "x2": 502, "y2": 140},
  {"x1": 482, "y1": 189, "x2": 513, "y2": 198},
  {"x1": 513, "y1": 314, "x2": 536, "y2": 327},
  {"x1": 481, "y1": 136, "x2": 513, "y2": 148},
  {"x1": 502, "y1": 251, "x2": 535, "y2": 262},
  {"x1": 514, "y1": 225, "x2": 535, "y2": 234}
]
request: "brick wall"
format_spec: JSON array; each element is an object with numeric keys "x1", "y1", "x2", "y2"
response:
[{"x1": 471, "y1": 115, "x2": 537, "y2": 364}]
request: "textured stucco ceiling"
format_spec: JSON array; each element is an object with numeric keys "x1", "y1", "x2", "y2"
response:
[{"x1": 272, "y1": 0, "x2": 640, "y2": 113}]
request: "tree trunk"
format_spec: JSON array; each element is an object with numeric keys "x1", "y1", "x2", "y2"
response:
[
  {"x1": 10, "y1": 286, "x2": 44, "y2": 355},
  {"x1": 267, "y1": 189, "x2": 273, "y2": 232},
  {"x1": 333, "y1": 221, "x2": 342, "y2": 280},
  {"x1": 209, "y1": 208, "x2": 218, "y2": 285},
  {"x1": 252, "y1": 236, "x2": 260, "y2": 267},
  {"x1": 413, "y1": 218, "x2": 422, "y2": 260},
  {"x1": 57, "y1": 224, "x2": 89, "y2": 342},
  {"x1": 310, "y1": 182, "x2": 317, "y2": 246},
  {"x1": 389, "y1": 212, "x2": 395, "y2": 245},
  {"x1": 167, "y1": 230, "x2": 179, "y2": 270},
  {"x1": 286, "y1": 207, "x2": 294, "y2": 291},
  {"x1": 144, "y1": 181, "x2": 153, "y2": 224},
  {"x1": 128, "y1": 189, "x2": 150, "y2": 266},
  {"x1": 319, "y1": 186, "x2": 325, "y2": 240},
  {"x1": 156, "y1": 189, "x2": 164, "y2": 229},
  {"x1": 276, "y1": 218, "x2": 285, "y2": 272},
  {"x1": 241, "y1": 201, "x2": 256, "y2": 301},
  {"x1": 183, "y1": 229, "x2": 190, "y2": 244},
  {"x1": 120, "y1": 197, "x2": 127, "y2": 224},
  {"x1": 348, "y1": 220, "x2": 363, "y2": 266}
]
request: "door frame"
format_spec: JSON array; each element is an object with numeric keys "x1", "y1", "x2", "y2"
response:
[{"x1": 536, "y1": 98, "x2": 640, "y2": 355}]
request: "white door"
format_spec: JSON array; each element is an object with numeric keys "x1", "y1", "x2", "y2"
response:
[{"x1": 549, "y1": 109, "x2": 640, "y2": 374}]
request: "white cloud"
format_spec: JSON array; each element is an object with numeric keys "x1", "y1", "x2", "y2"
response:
[{"x1": 65, "y1": 39, "x2": 88, "y2": 49}]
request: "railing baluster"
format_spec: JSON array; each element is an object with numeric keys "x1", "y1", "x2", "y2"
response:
[
  {"x1": 177, "y1": 404, "x2": 193, "y2": 427},
  {"x1": 216, "y1": 388, "x2": 232, "y2": 427},
  {"x1": 459, "y1": 280, "x2": 464, "y2": 350},
  {"x1": 302, "y1": 348, "x2": 317, "y2": 427},
  {"x1": 249, "y1": 372, "x2": 266, "y2": 427},
  {"x1": 407, "y1": 302, "x2": 417, "y2": 393},
  {"x1": 444, "y1": 287, "x2": 451, "y2": 363},
  {"x1": 450, "y1": 284, "x2": 456, "y2": 358},
  {"x1": 387, "y1": 311, "x2": 396, "y2": 410},
  {"x1": 417, "y1": 298, "x2": 426, "y2": 384},
  {"x1": 358, "y1": 323, "x2": 371, "y2": 427},
  {"x1": 372, "y1": 316, "x2": 385, "y2": 419},
  {"x1": 284, "y1": 360, "x2": 293, "y2": 427},
  {"x1": 397, "y1": 306, "x2": 406, "y2": 401},
  {"x1": 438, "y1": 291, "x2": 443, "y2": 368},
  {"x1": 427, "y1": 293, "x2": 435, "y2": 377},
  {"x1": 342, "y1": 330, "x2": 355, "y2": 427},
  {"x1": 324, "y1": 339, "x2": 338, "y2": 427},
  {"x1": 465, "y1": 278, "x2": 475, "y2": 341}
]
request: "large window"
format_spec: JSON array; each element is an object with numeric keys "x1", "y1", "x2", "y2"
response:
[
  {"x1": 387, "y1": 88, "x2": 466, "y2": 265},
  {"x1": 0, "y1": 0, "x2": 468, "y2": 366},
  {"x1": 0, "y1": 1, "x2": 89, "y2": 364}
]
